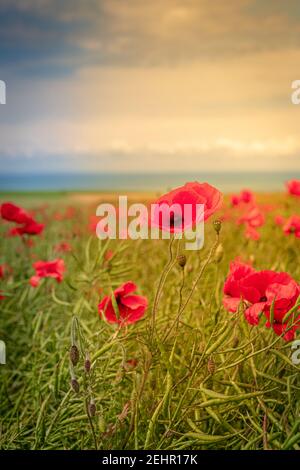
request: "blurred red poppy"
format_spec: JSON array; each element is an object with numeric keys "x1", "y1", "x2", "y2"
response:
[
  {"x1": 283, "y1": 215, "x2": 300, "y2": 238},
  {"x1": 286, "y1": 180, "x2": 300, "y2": 197},
  {"x1": 54, "y1": 242, "x2": 72, "y2": 253},
  {"x1": 1, "y1": 202, "x2": 32, "y2": 224},
  {"x1": 29, "y1": 259, "x2": 65, "y2": 287},
  {"x1": 231, "y1": 189, "x2": 254, "y2": 207},
  {"x1": 1, "y1": 202, "x2": 44, "y2": 236}
]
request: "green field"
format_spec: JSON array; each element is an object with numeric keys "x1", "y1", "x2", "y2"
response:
[{"x1": 0, "y1": 192, "x2": 300, "y2": 450}]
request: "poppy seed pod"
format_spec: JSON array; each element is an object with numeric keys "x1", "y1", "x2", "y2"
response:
[
  {"x1": 177, "y1": 254, "x2": 186, "y2": 268},
  {"x1": 70, "y1": 344, "x2": 79, "y2": 366},
  {"x1": 71, "y1": 378, "x2": 80, "y2": 393},
  {"x1": 213, "y1": 219, "x2": 222, "y2": 234},
  {"x1": 84, "y1": 353, "x2": 91, "y2": 373},
  {"x1": 88, "y1": 400, "x2": 96, "y2": 417}
]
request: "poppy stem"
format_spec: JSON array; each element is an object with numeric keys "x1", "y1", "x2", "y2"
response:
[
  {"x1": 150, "y1": 235, "x2": 176, "y2": 340},
  {"x1": 163, "y1": 265, "x2": 185, "y2": 342},
  {"x1": 177, "y1": 232, "x2": 220, "y2": 318}
]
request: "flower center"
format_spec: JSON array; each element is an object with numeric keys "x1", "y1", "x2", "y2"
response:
[{"x1": 260, "y1": 296, "x2": 267, "y2": 302}]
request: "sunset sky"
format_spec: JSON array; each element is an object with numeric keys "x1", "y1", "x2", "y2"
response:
[{"x1": 0, "y1": 0, "x2": 300, "y2": 174}]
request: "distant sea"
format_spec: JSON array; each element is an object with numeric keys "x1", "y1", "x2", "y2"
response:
[{"x1": 0, "y1": 172, "x2": 299, "y2": 193}]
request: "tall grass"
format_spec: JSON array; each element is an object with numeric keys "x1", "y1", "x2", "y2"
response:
[{"x1": 0, "y1": 194, "x2": 299, "y2": 449}]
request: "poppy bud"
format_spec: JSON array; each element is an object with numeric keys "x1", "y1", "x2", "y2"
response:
[
  {"x1": 98, "y1": 415, "x2": 106, "y2": 433},
  {"x1": 71, "y1": 378, "x2": 80, "y2": 393},
  {"x1": 213, "y1": 219, "x2": 222, "y2": 234},
  {"x1": 84, "y1": 353, "x2": 91, "y2": 373},
  {"x1": 88, "y1": 400, "x2": 96, "y2": 417},
  {"x1": 207, "y1": 357, "x2": 215, "y2": 375},
  {"x1": 232, "y1": 336, "x2": 239, "y2": 348},
  {"x1": 70, "y1": 344, "x2": 79, "y2": 366},
  {"x1": 177, "y1": 254, "x2": 186, "y2": 268}
]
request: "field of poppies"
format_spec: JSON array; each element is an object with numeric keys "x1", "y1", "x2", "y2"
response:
[{"x1": 1, "y1": 180, "x2": 300, "y2": 450}]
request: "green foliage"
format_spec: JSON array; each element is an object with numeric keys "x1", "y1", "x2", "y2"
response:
[{"x1": 0, "y1": 194, "x2": 300, "y2": 450}]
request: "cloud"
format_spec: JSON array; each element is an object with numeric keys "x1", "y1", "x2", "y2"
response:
[
  {"x1": 1, "y1": 0, "x2": 300, "y2": 76},
  {"x1": 1, "y1": 1, "x2": 300, "y2": 176}
]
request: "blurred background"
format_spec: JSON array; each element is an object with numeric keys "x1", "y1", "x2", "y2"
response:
[{"x1": 0, "y1": 0, "x2": 300, "y2": 192}]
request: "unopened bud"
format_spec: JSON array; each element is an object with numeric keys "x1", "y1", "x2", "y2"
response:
[
  {"x1": 71, "y1": 378, "x2": 80, "y2": 393},
  {"x1": 84, "y1": 352, "x2": 91, "y2": 373},
  {"x1": 98, "y1": 415, "x2": 106, "y2": 433},
  {"x1": 232, "y1": 336, "x2": 239, "y2": 348},
  {"x1": 88, "y1": 400, "x2": 96, "y2": 417},
  {"x1": 213, "y1": 219, "x2": 222, "y2": 234},
  {"x1": 70, "y1": 344, "x2": 79, "y2": 366},
  {"x1": 177, "y1": 254, "x2": 186, "y2": 268}
]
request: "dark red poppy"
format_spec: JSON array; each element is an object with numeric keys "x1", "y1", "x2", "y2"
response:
[
  {"x1": 9, "y1": 220, "x2": 44, "y2": 236},
  {"x1": 29, "y1": 259, "x2": 65, "y2": 287},
  {"x1": 1, "y1": 202, "x2": 44, "y2": 236},
  {"x1": 151, "y1": 181, "x2": 222, "y2": 232},
  {"x1": 98, "y1": 281, "x2": 148, "y2": 326},
  {"x1": 0, "y1": 265, "x2": 5, "y2": 279},
  {"x1": 1, "y1": 202, "x2": 32, "y2": 224}
]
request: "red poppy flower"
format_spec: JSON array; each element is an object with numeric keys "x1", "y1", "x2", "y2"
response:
[
  {"x1": 1, "y1": 202, "x2": 32, "y2": 224},
  {"x1": 98, "y1": 281, "x2": 148, "y2": 326},
  {"x1": 54, "y1": 242, "x2": 72, "y2": 253},
  {"x1": 0, "y1": 265, "x2": 5, "y2": 279},
  {"x1": 231, "y1": 190, "x2": 254, "y2": 207},
  {"x1": 238, "y1": 206, "x2": 265, "y2": 229},
  {"x1": 231, "y1": 195, "x2": 240, "y2": 206},
  {"x1": 223, "y1": 260, "x2": 256, "y2": 313},
  {"x1": 0, "y1": 264, "x2": 12, "y2": 279},
  {"x1": 1, "y1": 202, "x2": 44, "y2": 236},
  {"x1": 9, "y1": 220, "x2": 44, "y2": 236},
  {"x1": 283, "y1": 215, "x2": 300, "y2": 238},
  {"x1": 286, "y1": 180, "x2": 300, "y2": 197},
  {"x1": 274, "y1": 215, "x2": 285, "y2": 226},
  {"x1": 245, "y1": 226, "x2": 260, "y2": 241},
  {"x1": 151, "y1": 181, "x2": 222, "y2": 232},
  {"x1": 223, "y1": 263, "x2": 300, "y2": 341},
  {"x1": 240, "y1": 190, "x2": 254, "y2": 204},
  {"x1": 29, "y1": 259, "x2": 65, "y2": 287}
]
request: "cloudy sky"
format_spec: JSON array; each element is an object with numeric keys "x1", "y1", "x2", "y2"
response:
[{"x1": 0, "y1": 0, "x2": 300, "y2": 174}]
